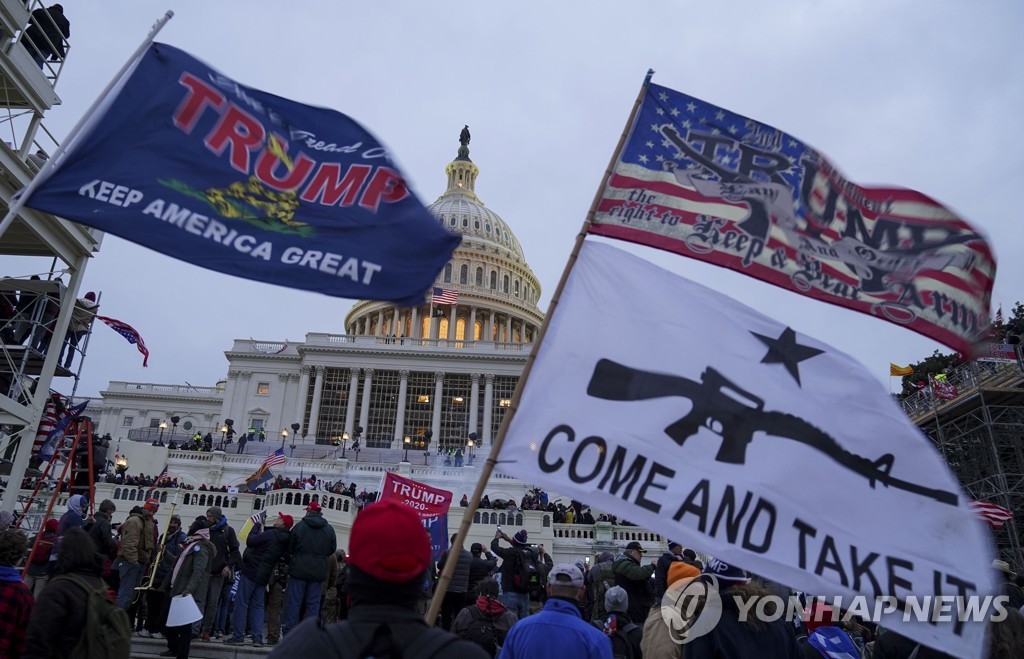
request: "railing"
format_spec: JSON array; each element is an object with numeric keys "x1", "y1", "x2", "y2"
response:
[
  {"x1": 898, "y1": 360, "x2": 1022, "y2": 417},
  {"x1": 105, "y1": 381, "x2": 222, "y2": 396},
  {"x1": 304, "y1": 333, "x2": 530, "y2": 353}
]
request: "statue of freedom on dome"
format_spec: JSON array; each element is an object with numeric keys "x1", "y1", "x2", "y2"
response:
[{"x1": 459, "y1": 125, "x2": 471, "y2": 147}]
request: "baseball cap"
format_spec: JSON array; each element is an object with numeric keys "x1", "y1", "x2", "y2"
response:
[
  {"x1": 605, "y1": 585, "x2": 628, "y2": 613},
  {"x1": 704, "y1": 557, "x2": 748, "y2": 583},
  {"x1": 625, "y1": 541, "x2": 646, "y2": 553},
  {"x1": 548, "y1": 563, "x2": 584, "y2": 588},
  {"x1": 277, "y1": 512, "x2": 294, "y2": 529},
  {"x1": 347, "y1": 500, "x2": 431, "y2": 583},
  {"x1": 306, "y1": 500, "x2": 322, "y2": 512}
]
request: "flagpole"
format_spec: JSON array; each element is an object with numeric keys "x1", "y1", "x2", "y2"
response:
[
  {"x1": 0, "y1": 11, "x2": 174, "y2": 240},
  {"x1": 426, "y1": 69, "x2": 654, "y2": 626}
]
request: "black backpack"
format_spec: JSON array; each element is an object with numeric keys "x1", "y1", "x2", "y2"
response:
[
  {"x1": 593, "y1": 617, "x2": 638, "y2": 659},
  {"x1": 510, "y1": 546, "x2": 540, "y2": 594},
  {"x1": 55, "y1": 574, "x2": 132, "y2": 659},
  {"x1": 458, "y1": 607, "x2": 504, "y2": 657},
  {"x1": 327, "y1": 623, "x2": 459, "y2": 659}
]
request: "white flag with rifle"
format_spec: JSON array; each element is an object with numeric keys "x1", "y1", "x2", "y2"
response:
[{"x1": 496, "y1": 239, "x2": 996, "y2": 658}]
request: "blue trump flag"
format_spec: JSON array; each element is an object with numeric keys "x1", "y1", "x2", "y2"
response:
[{"x1": 24, "y1": 43, "x2": 459, "y2": 305}]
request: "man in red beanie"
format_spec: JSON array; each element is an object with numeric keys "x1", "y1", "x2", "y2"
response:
[{"x1": 269, "y1": 500, "x2": 487, "y2": 658}]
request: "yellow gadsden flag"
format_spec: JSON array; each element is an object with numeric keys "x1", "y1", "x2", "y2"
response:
[{"x1": 890, "y1": 363, "x2": 914, "y2": 377}]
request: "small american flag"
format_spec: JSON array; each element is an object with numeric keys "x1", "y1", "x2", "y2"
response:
[
  {"x1": 432, "y1": 287, "x2": 459, "y2": 305},
  {"x1": 969, "y1": 499, "x2": 1014, "y2": 529},
  {"x1": 261, "y1": 447, "x2": 287, "y2": 468},
  {"x1": 96, "y1": 315, "x2": 149, "y2": 366}
]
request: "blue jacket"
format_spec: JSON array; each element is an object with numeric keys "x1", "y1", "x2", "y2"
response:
[{"x1": 498, "y1": 597, "x2": 613, "y2": 659}]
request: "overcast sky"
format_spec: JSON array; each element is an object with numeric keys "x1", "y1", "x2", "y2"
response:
[{"x1": 11, "y1": 1, "x2": 1022, "y2": 399}]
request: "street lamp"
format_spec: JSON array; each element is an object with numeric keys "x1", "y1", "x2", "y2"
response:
[
  {"x1": 403, "y1": 435, "x2": 411, "y2": 462},
  {"x1": 340, "y1": 431, "x2": 350, "y2": 458},
  {"x1": 157, "y1": 421, "x2": 167, "y2": 446},
  {"x1": 467, "y1": 438, "x2": 475, "y2": 465},
  {"x1": 280, "y1": 428, "x2": 288, "y2": 449},
  {"x1": 219, "y1": 425, "x2": 227, "y2": 451},
  {"x1": 169, "y1": 416, "x2": 180, "y2": 446}
]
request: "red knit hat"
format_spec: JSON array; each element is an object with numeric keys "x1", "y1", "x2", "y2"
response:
[
  {"x1": 347, "y1": 500, "x2": 430, "y2": 584},
  {"x1": 143, "y1": 498, "x2": 160, "y2": 512}
]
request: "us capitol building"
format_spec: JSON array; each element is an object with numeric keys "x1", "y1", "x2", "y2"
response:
[{"x1": 86, "y1": 137, "x2": 666, "y2": 561}]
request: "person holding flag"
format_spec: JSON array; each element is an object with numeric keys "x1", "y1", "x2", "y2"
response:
[{"x1": 225, "y1": 511, "x2": 292, "y2": 648}]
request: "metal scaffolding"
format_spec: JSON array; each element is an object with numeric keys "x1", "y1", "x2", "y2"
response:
[{"x1": 903, "y1": 361, "x2": 1024, "y2": 569}]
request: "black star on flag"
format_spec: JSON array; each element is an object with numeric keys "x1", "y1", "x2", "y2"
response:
[{"x1": 750, "y1": 326, "x2": 824, "y2": 385}]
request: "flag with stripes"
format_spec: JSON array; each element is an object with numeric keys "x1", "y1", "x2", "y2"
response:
[
  {"x1": 590, "y1": 82, "x2": 996, "y2": 356},
  {"x1": 969, "y1": 499, "x2": 1014, "y2": 529},
  {"x1": 96, "y1": 315, "x2": 149, "y2": 366},
  {"x1": 38, "y1": 400, "x2": 89, "y2": 462},
  {"x1": 431, "y1": 287, "x2": 458, "y2": 305},
  {"x1": 32, "y1": 395, "x2": 60, "y2": 458},
  {"x1": 245, "y1": 463, "x2": 274, "y2": 491},
  {"x1": 890, "y1": 363, "x2": 914, "y2": 377},
  {"x1": 261, "y1": 447, "x2": 287, "y2": 468}
]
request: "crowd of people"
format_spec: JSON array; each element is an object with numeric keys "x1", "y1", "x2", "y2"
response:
[{"x1": 2, "y1": 492, "x2": 1024, "y2": 658}]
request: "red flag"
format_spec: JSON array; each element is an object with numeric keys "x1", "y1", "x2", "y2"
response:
[
  {"x1": 968, "y1": 499, "x2": 1014, "y2": 529},
  {"x1": 96, "y1": 315, "x2": 149, "y2": 366},
  {"x1": 379, "y1": 472, "x2": 453, "y2": 519}
]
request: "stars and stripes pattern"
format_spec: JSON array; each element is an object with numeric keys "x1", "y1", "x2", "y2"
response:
[
  {"x1": 261, "y1": 447, "x2": 286, "y2": 468},
  {"x1": 431, "y1": 287, "x2": 459, "y2": 305},
  {"x1": 38, "y1": 400, "x2": 88, "y2": 462},
  {"x1": 590, "y1": 82, "x2": 995, "y2": 356},
  {"x1": 968, "y1": 499, "x2": 1014, "y2": 529},
  {"x1": 96, "y1": 315, "x2": 149, "y2": 366}
]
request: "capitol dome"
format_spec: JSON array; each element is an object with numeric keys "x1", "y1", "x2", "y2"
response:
[{"x1": 345, "y1": 130, "x2": 544, "y2": 344}]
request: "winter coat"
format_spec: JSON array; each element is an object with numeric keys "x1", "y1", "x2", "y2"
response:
[
  {"x1": 288, "y1": 512, "x2": 337, "y2": 582},
  {"x1": 56, "y1": 497, "x2": 86, "y2": 536},
  {"x1": 872, "y1": 630, "x2": 957, "y2": 659},
  {"x1": 207, "y1": 519, "x2": 240, "y2": 576},
  {"x1": 653, "y1": 551, "x2": 679, "y2": 600},
  {"x1": 86, "y1": 510, "x2": 116, "y2": 557},
  {"x1": 169, "y1": 537, "x2": 215, "y2": 598},
  {"x1": 269, "y1": 604, "x2": 489, "y2": 657},
  {"x1": 438, "y1": 547, "x2": 474, "y2": 594},
  {"x1": 154, "y1": 530, "x2": 187, "y2": 583},
  {"x1": 588, "y1": 560, "x2": 615, "y2": 623},
  {"x1": 322, "y1": 553, "x2": 339, "y2": 595},
  {"x1": 253, "y1": 526, "x2": 289, "y2": 586},
  {"x1": 499, "y1": 597, "x2": 613, "y2": 659},
  {"x1": 641, "y1": 605, "x2": 683, "y2": 658},
  {"x1": 0, "y1": 565, "x2": 33, "y2": 658},
  {"x1": 684, "y1": 587, "x2": 801, "y2": 659},
  {"x1": 468, "y1": 553, "x2": 498, "y2": 592},
  {"x1": 117, "y1": 510, "x2": 153, "y2": 564},
  {"x1": 452, "y1": 595, "x2": 518, "y2": 652},
  {"x1": 612, "y1": 553, "x2": 655, "y2": 623},
  {"x1": 22, "y1": 565, "x2": 104, "y2": 658}
]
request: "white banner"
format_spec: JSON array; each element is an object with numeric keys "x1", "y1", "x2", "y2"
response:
[{"x1": 498, "y1": 240, "x2": 996, "y2": 658}]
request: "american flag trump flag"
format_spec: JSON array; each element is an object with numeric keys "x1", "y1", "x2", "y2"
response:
[
  {"x1": 96, "y1": 315, "x2": 149, "y2": 366},
  {"x1": 589, "y1": 82, "x2": 995, "y2": 356},
  {"x1": 261, "y1": 447, "x2": 287, "y2": 468},
  {"x1": 431, "y1": 287, "x2": 459, "y2": 305},
  {"x1": 969, "y1": 499, "x2": 1014, "y2": 529}
]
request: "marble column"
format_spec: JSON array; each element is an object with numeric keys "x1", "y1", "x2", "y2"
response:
[
  {"x1": 344, "y1": 368, "x2": 359, "y2": 436},
  {"x1": 411, "y1": 306, "x2": 420, "y2": 339},
  {"x1": 469, "y1": 373, "x2": 480, "y2": 438},
  {"x1": 358, "y1": 368, "x2": 374, "y2": 436},
  {"x1": 482, "y1": 373, "x2": 494, "y2": 445},
  {"x1": 431, "y1": 371, "x2": 444, "y2": 442},
  {"x1": 448, "y1": 304, "x2": 458, "y2": 341},
  {"x1": 394, "y1": 369, "x2": 410, "y2": 446},
  {"x1": 295, "y1": 365, "x2": 311, "y2": 432},
  {"x1": 469, "y1": 306, "x2": 477, "y2": 342},
  {"x1": 505, "y1": 315, "x2": 512, "y2": 344},
  {"x1": 307, "y1": 366, "x2": 325, "y2": 442},
  {"x1": 376, "y1": 310, "x2": 384, "y2": 336}
]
